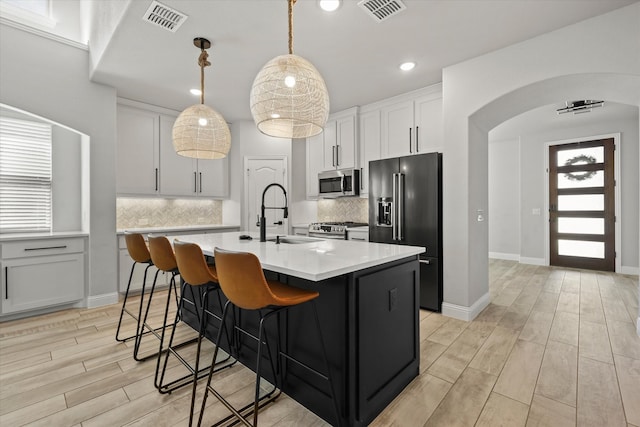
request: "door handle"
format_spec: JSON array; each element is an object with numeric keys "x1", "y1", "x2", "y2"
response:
[
  {"x1": 419, "y1": 259, "x2": 431, "y2": 265},
  {"x1": 4, "y1": 266, "x2": 8, "y2": 299},
  {"x1": 392, "y1": 173, "x2": 398, "y2": 240},
  {"x1": 194, "y1": 172, "x2": 197, "y2": 193},
  {"x1": 408, "y1": 128, "x2": 412, "y2": 153},
  {"x1": 397, "y1": 173, "x2": 404, "y2": 240},
  {"x1": 415, "y1": 126, "x2": 419, "y2": 152},
  {"x1": 336, "y1": 145, "x2": 339, "y2": 166},
  {"x1": 155, "y1": 168, "x2": 158, "y2": 191},
  {"x1": 332, "y1": 146, "x2": 336, "y2": 167},
  {"x1": 273, "y1": 221, "x2": 283, "y2": 225},
  {"x1": 360, "y1": 168, "x2": 363, "y2": 190},
  {"x1": 199, "y1": 172, "x2": 202, "y2": 193}
]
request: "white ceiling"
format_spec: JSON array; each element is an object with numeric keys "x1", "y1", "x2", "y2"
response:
[{"x1": 89, "y1": 0, "x2": 638, "y2": 122}]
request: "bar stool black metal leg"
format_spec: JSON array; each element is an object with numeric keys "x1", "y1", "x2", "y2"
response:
[{"x1": 116, "y1": 262, "x2": 153, "y2": 342}]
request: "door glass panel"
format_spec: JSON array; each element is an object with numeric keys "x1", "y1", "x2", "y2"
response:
[
  {"x1": 557, "y1": 170, "x2": 603, "y2": 189},
  {"x1": 558, "y1": 217, "x2": 604, "y2": 235},
  {"x1": 557, "y1": 146, "x2": 604, "y2": 165},
  {"x1": 557, "y1": 194, "x2": 603, "y2": 211},
  {"x1": 558, "y1": 240, "x2": 604, "y2": 258}
]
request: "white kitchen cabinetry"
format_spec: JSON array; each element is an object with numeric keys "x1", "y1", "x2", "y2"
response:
[
  {"x1": 292, "y1": 226, "x2": 309, "y2": 236},
  {"x1": 159, "y1": 114, "x2": 229, "y2": 198},
  {"x1": 347, "y1": 228, "x2": 369, "y2": 242},
  {"x1": 322, "y1": 108, "x2": 358, "y2": 171},
  {"x1": 1, "y1": 238, "x2": 85, "y2": 315},
  {"x1": 358, "y1": 109, "x2": 381, "y2": 197},
  {"x1": 380, "y1": 85, "x2": 443, "y2": 159},
  {"x1": 116, "y1": 105, "x2": 160, "y2": 195},
  {"x1": 306, "y1": 132, "x2": 324, "y2": 199},
  {"x1": 117, "y1": 102, "x2": 228, "y2": 198}
]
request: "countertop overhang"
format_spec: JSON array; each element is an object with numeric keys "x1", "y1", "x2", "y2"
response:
[{"x1": 176, "y1": 231, "x2": 425, "y2": 282}]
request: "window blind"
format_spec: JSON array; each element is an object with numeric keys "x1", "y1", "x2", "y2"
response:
[{"x1": 0, "y1": 116, "x2": 52, "y2": 233}]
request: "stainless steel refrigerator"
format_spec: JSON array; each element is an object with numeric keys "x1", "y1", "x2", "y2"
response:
[{"x1": 368, "y1": 152, "x2": 443, "y2": 311}]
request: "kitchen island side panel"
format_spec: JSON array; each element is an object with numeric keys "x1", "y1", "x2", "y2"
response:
[{"x1": 181, "y1": 256, "x2": 420, "y2": 427}]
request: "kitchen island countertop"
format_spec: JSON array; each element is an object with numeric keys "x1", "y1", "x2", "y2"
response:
[{"x1": 175, "y1": 231, "x2": 424, "y2": 282}]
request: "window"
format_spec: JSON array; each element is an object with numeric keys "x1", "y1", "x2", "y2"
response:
[
  {"x1": 2, "y1": 0, "x2": 50, "y2": 17},
  {"x1": 0, "y1": 116, "x2": 52, "y2": 233}
]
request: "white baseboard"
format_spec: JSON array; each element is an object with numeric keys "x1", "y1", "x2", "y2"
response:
[
  {"x1": 519, "y1": 257, "x2": 545, "y2": 266},
  {"x1": 619, "y1": 266, "x2": 639, "y2": 276},
  {"x1": 87, "y1": 292, "x2": 119, "y2": 308},
  {"x1": 489, "y1": 252, "x2": 520, "y2": 261},
  {"x1": 442, "y1": 292, "x2": 490, "y2": 322}
]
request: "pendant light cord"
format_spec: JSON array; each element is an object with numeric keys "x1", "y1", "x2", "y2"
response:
[
  {"x1": 198, "y1": 49, "x2": 211, "y2": 105},
  {"x1": 288, "y1": 0, "x2": 296, "y2": 54}
]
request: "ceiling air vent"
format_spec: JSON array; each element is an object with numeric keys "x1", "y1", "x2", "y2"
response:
[
  {"x1": 143, "y1": 1, "x2": 187, "y2": 33},
  {"x1": 358, "y1": 0, "x2": 407, "y2": 22}
]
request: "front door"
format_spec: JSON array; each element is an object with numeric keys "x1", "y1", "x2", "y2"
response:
[
  {"x1": 549, "y1": 138, "x2": 615, "y2": 271},
  {"x1": 244, "y1": 157, "x2": 288, "y2": 236}
]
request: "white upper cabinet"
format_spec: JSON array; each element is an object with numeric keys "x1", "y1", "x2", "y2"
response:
[
  {"x1": 159, "y1": 114, "x2": 228, "y2": 198},
  {"x1": 380, "y1": 84, "x2": 443, "y2": 158},
  {"x1": 117, "y1": 101, "x2": 228, "y2": 198},
  {"x1": 321, "y1": 107, "x2": 358, "y2": 171},
  {"x1": 116, "y1": 105, "x2": 159, "y2": 195},
  {"x1": 358, "y1": 109, "x2": 381, "y2": 197},
  {"x1": 306, "y1": 132, "x2": 324, "y2": 199}
]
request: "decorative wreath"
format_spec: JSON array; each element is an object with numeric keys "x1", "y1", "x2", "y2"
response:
[{"x1": 563, "y1": 154, "x2": 597, "y2": 181}]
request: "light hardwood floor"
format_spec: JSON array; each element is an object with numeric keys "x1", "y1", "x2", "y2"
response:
[{"x1": 1, "y1": 260, "x2": 639, "y2": 426}]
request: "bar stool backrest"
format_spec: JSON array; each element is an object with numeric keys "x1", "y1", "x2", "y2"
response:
[
  {"x1": 124, "y1": 232, "x2": 151, "y2": 263},
  {"x1": 148, "y1": 235, "x2": 177, "y2": 272},
  {"x1": 213, "y1": 247, "x2": 277, "y2": 310},
  {"x1": 173, "y1": 240, "x2": 217, "y2": 286}
]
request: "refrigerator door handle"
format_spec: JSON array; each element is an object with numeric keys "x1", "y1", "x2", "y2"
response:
[
  {"x1": 397, "y1": 173, "x2": 404, "y2": 240},
  {"x1": 392, "y1": 173, "x2": 398, "y2": 240},
  {"x1": 341, "y1": 175, "x2": 346, "y2": 195}
]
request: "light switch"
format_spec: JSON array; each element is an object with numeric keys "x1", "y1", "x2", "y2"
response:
[{"x1": 477, "y1": 209, "x2": 484, "y2": 222}]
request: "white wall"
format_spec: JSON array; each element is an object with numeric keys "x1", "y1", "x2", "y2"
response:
[
  {"x1": 223, "y1": 121, "x2": 291, "y2": 231},
  {"x1": 488, "y1": 138, "x2": 520, "y2": 259},
  {"x1": 0, "y1": 23, "x2": 118, "y2": 301},
  {"x1": 441, "y1": 3, "x2": 640, "y2": 319},
  {"x1": 52, "y1": 126, "x2": 83, "y2": 232}
]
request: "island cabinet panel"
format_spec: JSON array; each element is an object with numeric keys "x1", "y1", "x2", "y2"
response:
[{"x1": 182, "y1": 255, "x2": 419, "y2": 426}]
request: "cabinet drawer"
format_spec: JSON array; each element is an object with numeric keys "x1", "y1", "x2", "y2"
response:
[{"x1": 1, "y1": 238, "x2": 85, "y2": 259}]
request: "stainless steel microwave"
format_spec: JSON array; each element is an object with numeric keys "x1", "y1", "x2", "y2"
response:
[{"x1": 318, "y1": 168, "x2": 360, "y2": 198}]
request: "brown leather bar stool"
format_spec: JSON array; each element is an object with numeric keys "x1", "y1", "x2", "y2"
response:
[
  {"x1": 196, "y1": 247, "x2": 340, "y2": 427},
  {"x1": 115, "y1": 232, "x2": 158, "y2": 351},
  {"x1": 158, "y1": 240, "x2": 234, "y2": 424},
  {"x1": 141, "y1": 234, "x2": 198, "y2": 388}
]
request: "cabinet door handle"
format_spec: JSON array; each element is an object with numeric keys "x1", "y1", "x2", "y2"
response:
[
  {"x1": 336, "y1": 145, "x2": 339, "y2": 166},
  {"x1": 419, "y1": 259, "x2": 431, "y2": 265},
  {"x1": 360, "y1": 168, "x2": 363, "y2": 190},
  {"x1": 194, "y1": 172, "x2": 197, "y2": 193},
  {"x1": 4, "y1": 267, "x2": 8, "y2": 299},
  {"x1": 24, "y1": 245, "x2": 67, "y2": 251},
  {"x1": 332, "y1": 146, "x2": 336, "y2": 167},
  {"x1": 416, "y1": 126, "x2": 419, "y2": 152},
  {"x1": 199, "y1": 172, "x2": 202, "y2": 193},
  {"x1": 155, "y1": 168, "x2": 158, "y2": 191},
  {"x1": 351, "y1": 237, "x2": 366, "y2": 241},
  {"x1": 409, "y1": 128, "x2": 412, "y2": 153}
]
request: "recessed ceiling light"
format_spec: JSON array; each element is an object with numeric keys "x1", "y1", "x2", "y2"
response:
[
  {"x1": 399, "y1": 62, "x2": 415, "y2": 71},
  {"x1": 190, "y1": 88, "x2": 202, "y2": 96},
  {"x1": 319, "y1": 0, "x2": 341, "y2": 12}
]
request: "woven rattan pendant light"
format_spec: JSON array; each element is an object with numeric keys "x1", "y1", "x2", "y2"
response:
[
  {"x1": 173, "y1": 38, "x2": 231, "y2": 159},
  {"x1": 250, "y1": 0, "x2": 329, "y2": 139}
]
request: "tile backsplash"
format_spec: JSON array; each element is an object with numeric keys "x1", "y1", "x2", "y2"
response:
[
  {"x1": 317, "y1": 197, "x2": 368, "y2": 223},
  {"x1": 117, "y1": 198, "x2": 222, "y2": 229}
]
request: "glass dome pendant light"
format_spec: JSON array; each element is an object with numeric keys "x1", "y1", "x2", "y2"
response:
[
  {"x1": 172, "y1": 37, "x2": 231, "y2": 159},
  {"x1": 250, "y1": 0, "x2": 330, "y2": 139}
]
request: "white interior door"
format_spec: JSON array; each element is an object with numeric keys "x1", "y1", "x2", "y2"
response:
[{"x1": 244, "y1": 156, "x2": 288, "y2": 236}]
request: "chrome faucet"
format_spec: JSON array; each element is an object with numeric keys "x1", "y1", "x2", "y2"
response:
[{"x1": 260, "y1": 183, "x2": 288, "y2": 242}]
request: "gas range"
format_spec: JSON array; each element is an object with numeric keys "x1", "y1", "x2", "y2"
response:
[{"x1": 308, "y1": 222, "x2": 368, "y2": 239}]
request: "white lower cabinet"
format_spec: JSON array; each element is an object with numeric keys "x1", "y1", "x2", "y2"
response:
[
  {"x1": 292, "y1": 226, "x2": 309, "y2": 236},
  {"x1": 1, "y1": 238, "x2": 85, "y2": 315},
  {"x1": 347, "y1": 228, "x2": 369, "y2": 242}
]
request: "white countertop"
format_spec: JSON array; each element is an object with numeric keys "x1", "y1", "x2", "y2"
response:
[
  {"x1": 0, "y1": 231, "x2": 89, "y2": 242},
  {"x1": 175, "y1": 231, "x2": 424, "y2": 282},
  {"x1": 116, "y1": 224, "x2": 240, "y2": 235}
]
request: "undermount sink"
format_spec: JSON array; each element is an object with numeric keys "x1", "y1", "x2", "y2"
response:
[{"x1": 265, "y1": 236, "x2": 322, "y2": 244}]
